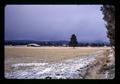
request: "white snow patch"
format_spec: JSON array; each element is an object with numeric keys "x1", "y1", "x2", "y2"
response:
[
  {"x1": 5, "y1": 50, "x2": 104, "y2": 79},
  {"x1": 12, "y1": 63, "x2": 48, "y2": 67}
]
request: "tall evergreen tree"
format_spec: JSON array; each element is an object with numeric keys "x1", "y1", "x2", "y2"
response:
[
  {"x1": 69, "y1": 34, "x2": 78, "y2": 48},
  {"x1": 101, "y1": 5, "x2": 115, "y2": 51}
]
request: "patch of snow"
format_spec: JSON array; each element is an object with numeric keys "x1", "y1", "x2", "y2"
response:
[
  {"x1": 5, "y1": 50, "x2": 104, "y2": 79},
  {"x1": 12, "y1": 63, "x2": 48, "y2": 67},
  {"x1": 105, "y1": 71, "x2": 109, "y2": 79}
]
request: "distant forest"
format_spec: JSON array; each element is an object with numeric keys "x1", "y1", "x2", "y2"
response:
[{"x1": 5, "y1": 40, "x2": 110, "y2": 47}]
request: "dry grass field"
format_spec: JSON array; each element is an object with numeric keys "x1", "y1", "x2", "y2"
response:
[{"x1": 5, "y1": 46, "x2": 110, "y2": 73}]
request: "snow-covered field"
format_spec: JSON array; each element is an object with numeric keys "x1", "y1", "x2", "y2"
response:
[{"x1": 5, "y1": 50, "x2": 105, "y2": 79}]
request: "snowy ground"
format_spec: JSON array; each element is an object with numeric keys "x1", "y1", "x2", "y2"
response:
[{"x1": 5, "y1": 50, "x2": 114, "y2": 79}]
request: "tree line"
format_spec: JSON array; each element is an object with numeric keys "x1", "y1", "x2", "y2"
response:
[{"x1": 5, "y1": 40, "x2": 110, "y2": 47}]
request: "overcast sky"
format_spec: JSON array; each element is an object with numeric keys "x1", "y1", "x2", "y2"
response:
[{"x1": 5, "y1": 5, "x2": 109, "y2": 42}]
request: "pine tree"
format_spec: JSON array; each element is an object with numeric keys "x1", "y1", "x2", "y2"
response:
[
  {"x1": 69, "y1": 34, "x2": 78, "y2": 48},
  {"x1": 101, "y1": 5, "x2": 115, "y2": 51}
]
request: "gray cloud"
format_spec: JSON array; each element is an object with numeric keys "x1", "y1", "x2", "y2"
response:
[{"x1": 5, "y1": 5, "x2": 109, "y2": 42}]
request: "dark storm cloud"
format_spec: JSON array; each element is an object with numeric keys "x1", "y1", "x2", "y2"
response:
[{"x1": 5, "y1": 5, "x2": 109, "y2": 42}]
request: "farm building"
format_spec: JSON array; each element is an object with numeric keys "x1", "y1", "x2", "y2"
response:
[{"x1": 27, "y1": 43, "x2": 40, "y2": 47}]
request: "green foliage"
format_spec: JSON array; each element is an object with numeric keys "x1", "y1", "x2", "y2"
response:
[
  {"x1": 69, "y1": 34, "x2": 78, "y2": 47},
  {"x1": 101, "y1": 5, "x2": 115, "y2": 50}
]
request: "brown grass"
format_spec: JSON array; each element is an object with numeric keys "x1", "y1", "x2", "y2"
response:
[
  {"x1": 5, "y1": 46, "x2": 110, "y2": 73},
  {"x1": 84, "y1": 49, "x2": 112, "y2": 79}
]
